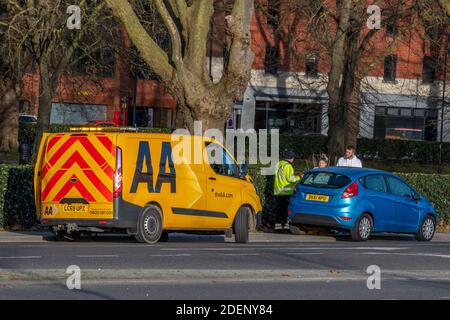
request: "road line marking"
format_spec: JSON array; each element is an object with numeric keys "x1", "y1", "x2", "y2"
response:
[
  {"x1": 160, "y1": 247, "x2": 409, "y2": 251},
  {"x1": 358, "y1": 252, "x2": 450, "y2": 259},
  {"x1": 222, "y1": 253, "x2": 260, "y2": 256},
  {"x1": 76, "y1": 255, "x2": 119, "y2": 258},
  {"x1": 149, "y1": 254, "x2": 192, "y2": 257},
  {"x1": 287, "y1": 253, "x2": 323, "y2": 255},
  {"x1": 0, "y1": 256, "x2": 41, "y2": 259}
]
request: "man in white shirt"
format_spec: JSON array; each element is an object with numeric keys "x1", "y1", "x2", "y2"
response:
[{"x1": 336, "y1": 145, "x2": 363, "y2": 168}]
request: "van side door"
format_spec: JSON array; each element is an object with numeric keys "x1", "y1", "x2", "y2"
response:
[{"x1": 204, "y1": 142, "x2": 242, "y2": 229}]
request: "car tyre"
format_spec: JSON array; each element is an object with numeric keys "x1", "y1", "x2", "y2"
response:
[
  {"x1": 234, "y1": 207, "x2": 250, "y2": 243},
  {"x1": 415, "y1": 215, "x2": 435, "y2": 242},
  {"x1": 136, "y1": 205, "x2": 163, "y2": 244},
  {"x1": 351, "y1": 214, "x2": 372, "y2": 242}
]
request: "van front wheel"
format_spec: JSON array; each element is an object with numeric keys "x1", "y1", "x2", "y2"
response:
[
  {"x1": 234, "y1": 207, "x2": 250, "y2": 244},
  {"x1": 136, "y1": 205, "x2": 163, "y2": 244}
]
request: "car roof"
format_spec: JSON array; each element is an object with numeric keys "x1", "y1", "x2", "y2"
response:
[{"x1": 308, "y1": 167, "x2": 392, "y2": 179}]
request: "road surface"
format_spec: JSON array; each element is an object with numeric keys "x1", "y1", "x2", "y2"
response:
[{"x1": 0, "y1": 233, "x2": 450, "y2": 299}]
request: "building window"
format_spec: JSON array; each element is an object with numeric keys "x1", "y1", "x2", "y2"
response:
[
  {"x1": 374, "y1": 106, "x2": 437, "y2": 141},
  {"x1": 131, "y1": 107, "x2": 174, "y2": 129},
  {"x1": 264, "y1": 45, "x2": 279, "y2": 75},
  {"x1": 267, "y1": 0, "x2": 280, "y2": 29},
  {"x1": 385, "y1": 15, "x2": 397, "y2": 36},
  {"x1": 0, "y1": 3, "x2": 6, "y2": 16},
  {"x1": 305, "y1": 54, "x2": 318, "y2": 77},
  {"x1": 50, "y1": 103, "x2": 107, "y2": 125},
  {"x1": 255, "y1": 101, "x2": 322, "y2": 134},
  {"x1": 130, "y1": 47, "x2": 159, "y2": 80},
  {"x1": 71, "y1": 48, "x2": 115, "y2": 77},
  {"x1": 422, "y1": 56, "x2": 435, "y2": 84},
  {"x1": 384, "y1": 55, "x2": 397, "y2": 82}
]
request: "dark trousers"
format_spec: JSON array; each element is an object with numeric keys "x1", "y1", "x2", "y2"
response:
[{"x1": 275, "y1": 195, "x2": 290, "y2": 227}]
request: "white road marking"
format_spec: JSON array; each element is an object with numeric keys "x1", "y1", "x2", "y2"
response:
[
  {"x1": 76, "y1": 255, "x2": 120, "y2": 258},
  {"x1": 222, "y1": 253, "x2": 260, "y2": 256},
  {"x1": 358, "y1": 252, "x2": 450, "y2": 259},
  {"x1": 287, "y1": 253, "x2": 323, "y2": 255},
  {"x1": 149, "y1": 254, "x2": 192, "y2": 257},
  {"x1": 0, "y1": 256, "x2": 41, "y2": 259},
  {"x1": 161, "y1": 246, "x2": 409, "y2": 251}
]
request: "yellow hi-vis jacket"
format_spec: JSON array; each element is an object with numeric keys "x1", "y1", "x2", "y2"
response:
[{"x1": 274, "y1": 160, "x2": 301, "y2": 196}]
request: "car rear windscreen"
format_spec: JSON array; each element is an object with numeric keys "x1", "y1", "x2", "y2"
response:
[{"x1": 301, "y1": 172, "x2": 352, "y2": 189}]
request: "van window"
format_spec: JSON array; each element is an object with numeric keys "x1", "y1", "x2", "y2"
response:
[
  {"x1": 301, "y1": 172, "x2": 351, "y2": 189},
  {"x1": 205, "y1": 143, "x2": 238, "y2": 177}
]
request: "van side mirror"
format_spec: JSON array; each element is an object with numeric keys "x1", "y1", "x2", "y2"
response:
[{"x1": 239, "y1": 163, "x2": 248, "y2": 178}]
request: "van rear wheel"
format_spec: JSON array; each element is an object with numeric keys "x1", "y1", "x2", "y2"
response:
[
  {"x1": 234, "y1": 207, "x2": 250, "y2": 243},
  {"x1": 136, "y1": 205, "x2": 163, "y2": 244}
]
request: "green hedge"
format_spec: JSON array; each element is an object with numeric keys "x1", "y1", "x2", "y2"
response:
[
  {"x1": 278, "y1": 135, "x2": 450, "y2": 163},
  {"x1": 0, "y1": 163, "x2": 449, "y2": 229},
  {"x1": 249, "y1": 167, "x2": 450, "y2": 226},
  {"x1": 0, "y1": 165, "x2": 36, "y2": 228}
]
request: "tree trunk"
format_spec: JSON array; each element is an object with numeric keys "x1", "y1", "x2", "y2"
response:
[
  {"x1": 0, "y1": 79, "x2": 20, "y2": 153},
  {"x1": 32, "y1": 62, "x2": 54, "y2": 162}
]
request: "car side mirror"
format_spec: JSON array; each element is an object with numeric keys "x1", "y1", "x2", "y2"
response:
[{"x1": 413, "y1": 192, "x2": 421, "y2": 201}]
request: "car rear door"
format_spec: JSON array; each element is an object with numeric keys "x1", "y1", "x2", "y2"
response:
[
  {"x1": 39, "y1": 132, "x2": 116, "y2": 221},
  {"x1": 361, "y1": 174, "x2": 395, "y2": 231}
]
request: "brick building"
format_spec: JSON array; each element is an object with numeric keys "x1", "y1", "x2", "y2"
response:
[{"x1": 21, "y1": 1, "x2": 450, "y2": 141}]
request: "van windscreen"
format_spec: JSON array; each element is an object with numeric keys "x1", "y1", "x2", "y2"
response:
[{"x1": 301, "y1": 172, "x2": 351, "y2": 189}]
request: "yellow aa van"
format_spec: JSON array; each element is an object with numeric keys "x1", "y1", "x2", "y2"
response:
[{"x1": 34, "y1": 128, "x2": 262, "y2": 244}]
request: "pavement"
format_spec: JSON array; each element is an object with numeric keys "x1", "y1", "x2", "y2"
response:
[{"x1": 0, "y1": 230, "x2": 450, "y2": 299}]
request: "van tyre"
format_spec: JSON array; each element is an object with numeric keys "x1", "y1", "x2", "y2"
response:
[
  {"x1": 136, "y1": 205, "x2": 163, "y2": 244},
  {"x1": 234, "y1": 207, "x2": 250, "y2": 243},
  {"x1": 159, "y1": 231, "x2": 169, "y2": 242},
  {"x1": 416, "y1": 216, "x2": 435, "y2": 241},
  {"x1": 351, "y1": 214, "x2": 372, "y2": 242}
]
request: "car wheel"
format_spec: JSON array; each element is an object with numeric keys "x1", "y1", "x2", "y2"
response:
[
  {"x1": 234, "y1": 207, "x2": 250, "y2": 243},
  {"x1": 415, "y1": 216, "x2": 435, "y2": 242},
  {"x1": 351, "y1": 214, "x2": 372, "y2": 242},
  {"x1": 136, "y1": 205, "x2": 163, "y2": 244}
]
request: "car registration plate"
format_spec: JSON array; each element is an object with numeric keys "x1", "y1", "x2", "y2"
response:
[
  {"x1": 305, "y1": 194, "x2": 330, "y2": 202},
  {"x1": 61, "y1": 204, "x2": 89, "y2": 214}
]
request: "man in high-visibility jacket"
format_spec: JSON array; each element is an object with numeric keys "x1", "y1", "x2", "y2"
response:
[{"x1": 274, "y1": 150, "x2": 301, "y2": 230}]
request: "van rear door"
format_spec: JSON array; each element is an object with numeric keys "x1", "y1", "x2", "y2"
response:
[{"x1": 39, "y1": 132, "x2": 116, "y2": 221}]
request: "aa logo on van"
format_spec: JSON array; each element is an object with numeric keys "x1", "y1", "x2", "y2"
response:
[
  {"x1": 41, "y1": 135, "x2": 115, "y2": 203},
  {"x1": 130, "y1": 141, "x2": 176, "y2": 194}
]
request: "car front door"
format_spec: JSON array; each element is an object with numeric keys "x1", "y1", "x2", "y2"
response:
[
  {"x1": 362, "y1": 174, "x2": 395, "y2": 231},
  {"x1": 385, "y1": 175, "x2": 421, "y2": 232},
  {"x1": 204, "y1": 142, "x2": 242, "y2": 229}
]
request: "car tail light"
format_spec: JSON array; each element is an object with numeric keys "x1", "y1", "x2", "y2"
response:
[
  {"x1": 113, "y1": 147, "x2": 123, "y2": 198},
  {"x1": 294, "y1": 183, "x2": 300, "y2": 194},
  {"x1": 342, "y1": 182, "x2": 358, "y2": 198}
]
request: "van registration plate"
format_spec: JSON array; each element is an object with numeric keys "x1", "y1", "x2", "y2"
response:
[{"x1": 61, "y1": 204, "x2": 89, "y2": 214}]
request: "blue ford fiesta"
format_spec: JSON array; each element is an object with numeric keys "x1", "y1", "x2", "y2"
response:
[{"x1": 288, "y1": 167, "x2": 438, "y2": 241}]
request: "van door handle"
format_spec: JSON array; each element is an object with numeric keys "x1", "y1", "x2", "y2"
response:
[{"x1": 209, "y1": 177, "x2": 216, "y2": 181}]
